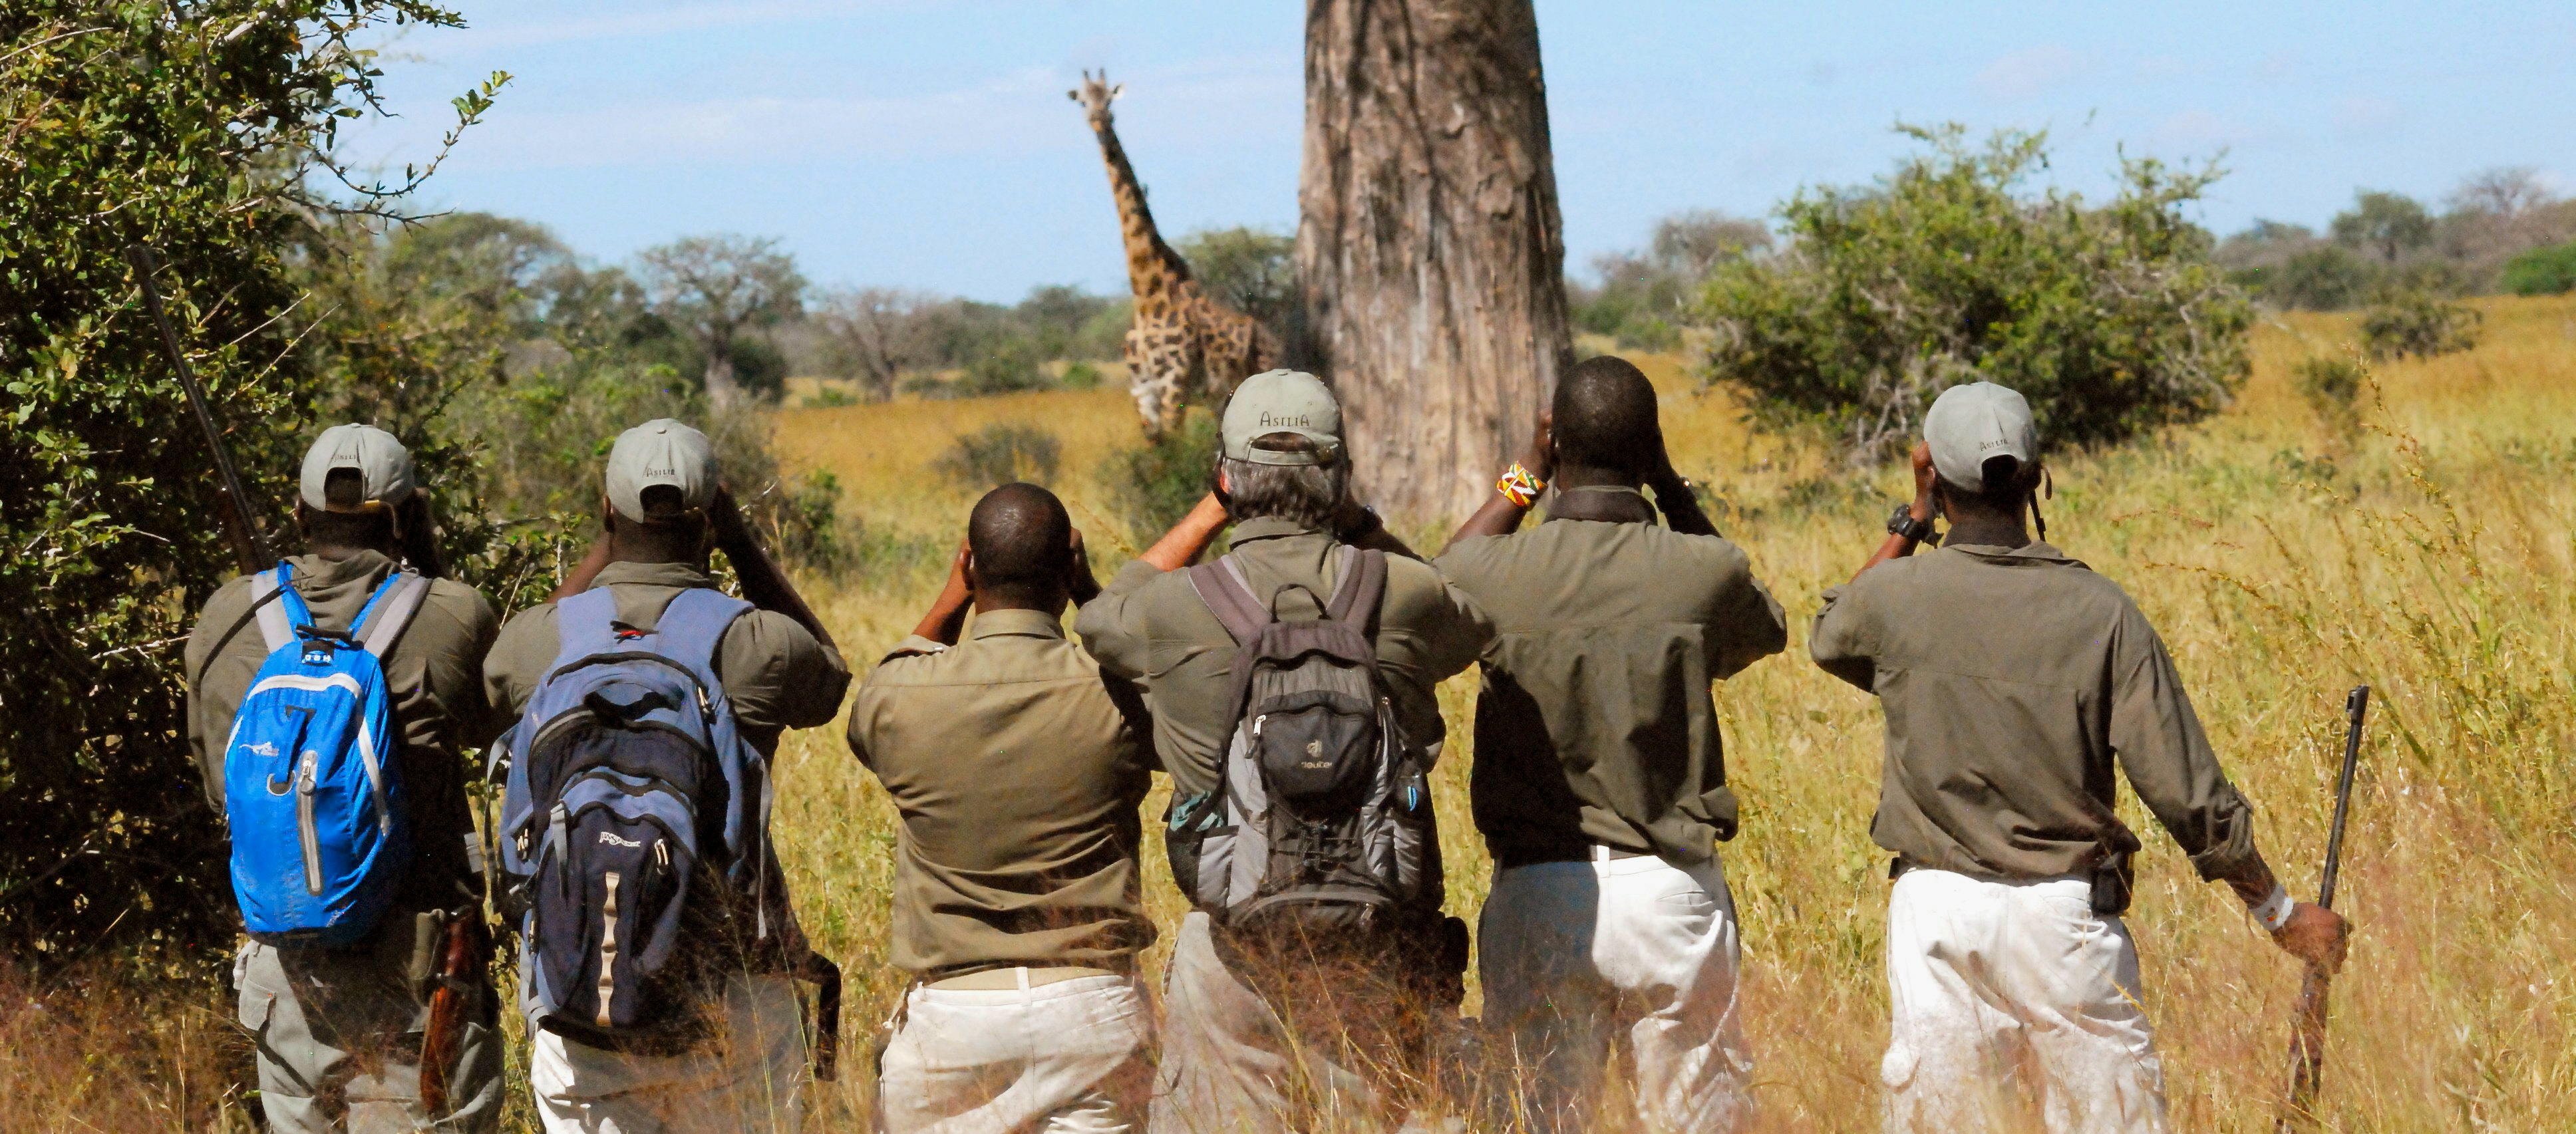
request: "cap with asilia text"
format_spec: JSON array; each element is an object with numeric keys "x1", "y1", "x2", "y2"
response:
[
  {"x1": 604, "y1": 418, "x2": 717, "y2": 521},
  {"x1": 299, "y1": 424, "x2": 416, "y2": 511},
  {"x1": 1923, "y1": 381, "x2": 2038, "y2": 493},
  {"x1": 1221, "y1": 369, "x2": 1343, "y2": 466}
]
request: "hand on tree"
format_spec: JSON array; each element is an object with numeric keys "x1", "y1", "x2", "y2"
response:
[{"x1": 2273, "y1": 902, "x2": 2350, "y2": 973}]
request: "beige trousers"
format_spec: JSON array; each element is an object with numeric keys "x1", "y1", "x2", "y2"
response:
[
  {"x1": 234, "y1": 928, "x2": 503, "y2": 1134},
  {"x1": 1881, "y1": 869, "x2": 2168, "y2": 1134},
  {"x1": 530, "y1": 973, "x2": 810, "y2": 1134},
  {"x1": 879, "y1": 971, "x2": 1151, "y2": 1133}
]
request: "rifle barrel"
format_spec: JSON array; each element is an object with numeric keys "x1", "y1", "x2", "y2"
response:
[
  {"x1": 2319, "y1": 686, "x2": 2368, "y2": 909},
  {"x1": 126, "y1": 244, "x2": 267, "y2": 577}
]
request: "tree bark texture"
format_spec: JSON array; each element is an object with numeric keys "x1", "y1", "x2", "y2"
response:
[{"x1": 1298, "y1": 0, "x2": 1573, "y2": 522}]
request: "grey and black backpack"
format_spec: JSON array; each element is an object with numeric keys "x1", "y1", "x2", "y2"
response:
[{"x1": 1164, "y1": 547, "x2": 1443, "y2": 938}]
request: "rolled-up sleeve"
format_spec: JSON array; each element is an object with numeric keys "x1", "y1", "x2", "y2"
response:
[
  {"x1": 1709, "y1": 543, "x2": 1788, "y2": 679},
  {"x1": 1073, "y1": 560, "x2": 1166, "y2": 681},
  {"x1": 1808, "y1": 583, "x2": 1879, "y2": 692},
  {"x1": 2110, "y1": 622, "x2": 2263, "y2": 885}
]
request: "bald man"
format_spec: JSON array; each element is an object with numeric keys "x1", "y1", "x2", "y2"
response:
[{"x1": 848, "y1": 483, "x2": 1158, "y2": 1133}]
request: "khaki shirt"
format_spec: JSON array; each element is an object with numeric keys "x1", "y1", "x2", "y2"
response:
[
  {"x1": 184, "y1": 550, "x2": 502, "y2": 911},
  {"x1": 1074, "y1": 516, "x2": 1494, "y2": 799},
  {"x1": 482, "y1": 560, "x2": 851, "y2": 753},
  {"x1": 846, "y1": 609, "x2": 1156, "y2": 974},
  {"x1": 1438, "y1": 510, "x2": 1787, "y2": 867},
  {"x1": 1810, "y1": 541, "x2": 2263, "y2": 885}
]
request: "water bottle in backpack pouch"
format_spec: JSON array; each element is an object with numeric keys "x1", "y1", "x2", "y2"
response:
[
  {"x1": 223, "y1": 563, "x2": 430, "y2": 947},
  {"x1": 494, "y1": 587, "x2": 780, "y2": 1050},
  {"x1": 1166, "y1": 547, "x2": 1443, "y2": 938}
]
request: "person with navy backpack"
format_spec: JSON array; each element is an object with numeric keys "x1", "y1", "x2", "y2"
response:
[
  {"x1": 482, "y1": 419, "x2": 850, "y2": 1134},
  {"x1": 184, "y1": 424, "x2": 506, "y2": 1133}
]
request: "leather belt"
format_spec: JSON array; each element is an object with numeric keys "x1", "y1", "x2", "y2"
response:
[
  {"x1": 1498, "y1": 844, "x2": 1652, "y2": 870},
  {"x1": 922, "y1": 960, "x2": 1130, "y2": 990}
]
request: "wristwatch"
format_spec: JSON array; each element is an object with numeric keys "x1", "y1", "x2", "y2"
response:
[{"x1": 1885, "y1": 502, "x2": 1938, "y2": 545}]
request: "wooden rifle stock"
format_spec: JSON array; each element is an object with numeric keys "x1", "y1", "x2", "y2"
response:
[
  {"x1": 417, "y1": 909, "x2": 485, "y2": 1115},
  {"x1": 125, "y1": 244, "x2": 268, "y2": 577},
  {"x1": 2279, "y1": 684, "x2": 2368, "y2": 1131}
]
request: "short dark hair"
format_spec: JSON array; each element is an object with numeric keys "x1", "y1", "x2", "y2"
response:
[
  {"x1": 968, "y1": 482, "x2": 1072, "y2": 597},
  {"x1": 1552, "y1": 354, "x2": 1661, "y2": 478},
  {"x1": 1219, "y1": 432, "x2": 1347, "y2": 529},
  {"x1": 1939, "y1": 455, "x2": 2040, "y2": 514}
]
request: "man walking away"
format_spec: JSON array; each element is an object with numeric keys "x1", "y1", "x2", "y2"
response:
[
  {"x1": 483, "y1": 418, "x2": 850, "y2": 1134},
  {"x1": 1810, "y1": 382, "x2": 2349, "y2": 1133},
  {"x1": 849, "y1": 483, "x2": 1157, "y2": 1133},
  {"x1": 186, "y1": 424, "x2": 504, "y2": 1133},
  {"x1": 1435, "y1": 355, "x2": 1786, "y2": 1133},
  {"x1": 1076, "y1": 370, "x2": 1492, "y2": 1133}
]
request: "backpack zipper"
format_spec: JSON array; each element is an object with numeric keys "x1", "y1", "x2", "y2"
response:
[{"x1": 295, "y1": 750, "x2": 323, "y2": 895}]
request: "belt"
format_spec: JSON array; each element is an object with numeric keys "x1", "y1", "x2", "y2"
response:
[
  {"x1": 1497, "y1": 844, "x2": 1652, "y2": 870},
  {"x1": 922, "y1": 960, "x2": 1130, "y2": 990}
]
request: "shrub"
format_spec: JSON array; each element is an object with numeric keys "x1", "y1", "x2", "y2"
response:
[
  {"x1": 2361, "y1": 292, "x2": 2483, "y2": 361},
  {"x1": 1695, "y1": 125, "x2": 2252, "y2": 463},
  {"x1": 1061, "y1": 360, "x2": 1103, "y2": 390},
  {"x1": 2501, "y1": 241, "x2": 2576, "y2": 296},
  {"x1": 2292, "y1": 354, "x2": 2367, "y2": 439},
  {"x1": 933, "y1": 424, "x2": 1062, "y2": 489},
  {"x1": 959, "y1": 339, "x2": 1050, "y2": 396},
  {"x1": 1101, "y1": 413, "x2": 1220, "y2": 546}
]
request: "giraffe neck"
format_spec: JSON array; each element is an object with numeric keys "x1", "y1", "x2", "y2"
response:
[{"x1": 1087, "y1": 116, "x2": 1194, "y2": 300}]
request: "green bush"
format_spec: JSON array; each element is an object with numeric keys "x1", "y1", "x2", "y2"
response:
[
  {"x1": 2502, "y1": 241, "x2": 2576, "y2": 296},
  {"x1": 2361, "y1": 292, "x2": 2483, "y2": 361},
  {"x1": 1101, "y1": 413, "x2": 1219, "y2": 547},
  {"x1": 1694, "y1": 125, "x2": 2252, "y2": 462},
  {"x1": 934, "y1": 424, "x2": 1062, "y2": 489},
  {"x1": 2291, "y1": 354, "x2": 2366, "y2": 438},
  {"x1": 959, "y1": 339, "x2": 1050, "y2": 396}
]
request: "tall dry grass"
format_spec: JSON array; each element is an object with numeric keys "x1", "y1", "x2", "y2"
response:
[{"x1": 13, "y1": 297, "x2": 2573, "y2": 1131}]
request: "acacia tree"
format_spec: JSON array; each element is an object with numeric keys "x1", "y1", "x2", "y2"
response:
[
  {"x1": 812, "y1": 287, "x2": 937, "y2": 401},
  {"x1": 639, "y1": 235, "x2": 806, "y2": 407},
  {"x1": 1299, "y1": 0, "x2": 1574, "y2": 521}
]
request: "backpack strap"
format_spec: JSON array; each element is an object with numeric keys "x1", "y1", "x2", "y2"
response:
[
  {"x1": 249, "y1": 563, "x2": 301, "y2": 652},
  {"x1": 652, "y1": 587, "x2": 754, "y2": 678},
  {"x1": 548, "y1": 589, "x2": 627, "y2": 671},
  {"x1": 357, "y1": 572, "x2": 431, "y2": 660},
  {"x1": 1186, "y1": 555, "x2": 1273, "y2": 647},
  {"x1": 1323, "y1": 548, "x2": 1386, "y2": 631}
]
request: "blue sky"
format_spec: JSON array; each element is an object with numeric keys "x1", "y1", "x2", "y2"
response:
[{"x1": 347, "y1": 1, "x2": 2576, "y2": 302}]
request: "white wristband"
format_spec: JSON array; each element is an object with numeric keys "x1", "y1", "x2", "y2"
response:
[{"x1": 2249, "y1": 884, "x2": 2295, "y2": 932}]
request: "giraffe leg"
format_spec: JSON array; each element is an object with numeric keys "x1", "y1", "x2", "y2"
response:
[{"x1": 1124, "y1": 324, "x2": 1171, "y2": 439}]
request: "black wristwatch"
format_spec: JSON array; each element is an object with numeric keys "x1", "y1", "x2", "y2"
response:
[{"x1": 1886, "y1": 502, "x2": 1938, "y2": 545}]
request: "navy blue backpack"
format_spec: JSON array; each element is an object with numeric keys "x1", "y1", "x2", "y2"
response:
[
  {"x1": 494, "y1": 586, "x2": 781, "y2": 1048},
  {"x1": 222, "y1": 563, "x2": 430, "y2": 946}
]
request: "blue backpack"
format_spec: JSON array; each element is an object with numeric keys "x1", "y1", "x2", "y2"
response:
[
  {"x1": 223, "y1": 562, "x2": 429, "y2": 946},
  {"x1": 494, "y1": 586, "x2": 779, "y2": 1047}
]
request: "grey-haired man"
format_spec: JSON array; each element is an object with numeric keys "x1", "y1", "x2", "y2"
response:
[
  {"x1": 1075, "y1": 371, "x2": 1493, "y2": 1133},
  {"x1": 1812, "y1": 382, "x2": 2349, "y2": 1133},
  {"x1": 186, "y1": 424, "x2": 506, "y2": 1133}
]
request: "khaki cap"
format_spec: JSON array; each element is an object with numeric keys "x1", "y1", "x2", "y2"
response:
[
  {"x1": 1221, "y1": 370, "x2": 1342, "y2": 466},
  {"x1": 299, "y1": 424, "x2": 415, "y2": 511},
  {"x1": 604, "y1": 418, "x2": 717, "y2": 521},
  {"x1": 1924, "y1": 382, "x2": 2037, "y2": 492}
]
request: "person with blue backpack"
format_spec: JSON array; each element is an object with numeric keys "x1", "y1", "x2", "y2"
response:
[
  {"x1": 481, "y1": 418, "x2": 850, "y2": 1134},
  {"x1": 184, "y1": 424, "x2": 507, "y2": 1133}
]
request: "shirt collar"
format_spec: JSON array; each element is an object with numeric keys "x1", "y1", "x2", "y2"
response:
[
  {"x1": 287, "y1": 548, "x2": 395, "y2": 586},
  {"x1": 588, "y1": 559, "x2": 715, "y2": 591},
  {"x1": 967, "y1": 608, "x2": 1068, "y2": 641},
  {"x1": 1230, "y1": 515, "x2": 1327, "y2": 544},
  {"x1": 1943, "y1": 541, "x2": 2086, "y2": 567}
]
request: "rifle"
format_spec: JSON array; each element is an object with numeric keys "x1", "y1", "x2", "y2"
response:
[
  {"x1": 417, "y1": 906, "x2": 488, "y2": 1115},
  {"x1": 125, "y1": 244, "x2": 269, "y2": 576},
  {"x1": 2278, "y1": 684, "x2": 2368, "y2": 1131},
  {"x1": 802, "y1": 950, "x2": 844, "y2": 1082}
]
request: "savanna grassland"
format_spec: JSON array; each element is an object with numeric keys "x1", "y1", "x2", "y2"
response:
[
  {"x1": 769, "y1": 295, "x2": 2576, "y2": 1131},
  {"x1": 7, "y1": 299, "x2": 2572, "y2": 1133}
]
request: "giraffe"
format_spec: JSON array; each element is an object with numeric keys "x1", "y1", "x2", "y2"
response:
[{"x1": 1070, "y1": 70, "x2": 1279, "y2": 438}]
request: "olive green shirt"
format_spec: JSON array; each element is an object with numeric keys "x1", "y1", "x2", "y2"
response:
[
  {"x1": 1074, "y1": 517, "x2": 1494, "y2": 799},
  {"x1": 1809, "y1": 541, "x2": 2264, "y2": 885},
  {"x1": 846, "y1": 609, "x2": 1156, "y2": 974},
  {"x1": 1436, "y1": 511, "x2": 1787, "y2": 867},
  {"x1": 184, "y1": 550, "x2": 502, "y2": 912},
  {"x1": 481, "y1": 560, "x2": 851, "y2": 753}
]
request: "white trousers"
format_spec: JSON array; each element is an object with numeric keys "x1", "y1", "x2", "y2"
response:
[
  {"x1": 1881, "y1": 869, "x2": 2168, "y2": 1134},
  {"x1": 879, "y1": 972, "x2": 1152, "y2": 1134},
  {"x1": 1479, "y1": 850, "x2": 1754, "y2": 1134},
  {"x1": 531, "y1": 974, "x2": 810, "y2": 1134}
]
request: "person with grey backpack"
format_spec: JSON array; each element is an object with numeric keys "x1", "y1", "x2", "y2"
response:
[
  {"x1": 480, "y1": 420, "x2": 850, "y2": 1134},
  {"x1": 1076, "y1": 370, "x2": 1494, "y2": 1133}
]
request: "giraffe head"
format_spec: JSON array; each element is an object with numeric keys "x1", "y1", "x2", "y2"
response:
[{"x1": 1068, "y1": 69, "x2": 1122, "y2": 126}]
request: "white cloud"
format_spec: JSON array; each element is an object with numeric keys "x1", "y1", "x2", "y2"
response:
[
  {"x1": 2334, "y1": 96, "x2": 2402, "y2": 135},
  {"x1": 1975, "y1": 45, "x2": 2087, "y2": 102}
]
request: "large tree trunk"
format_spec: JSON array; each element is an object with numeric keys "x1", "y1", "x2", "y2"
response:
[{"x1": 1298, "y1": 0, "x2": 1573, "y2": 523}]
